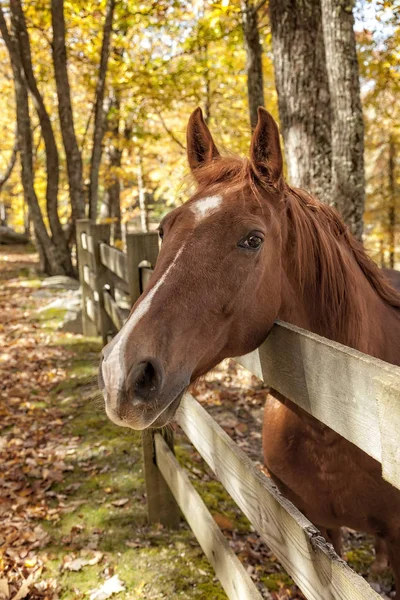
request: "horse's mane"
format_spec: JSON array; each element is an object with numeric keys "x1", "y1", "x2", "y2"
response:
[
  {"x1": 285, "y1": 186, "x2": 400, "y2": 345},
  {"x1": 194, "y1": 156, "x2": 400, "y2": 346}
]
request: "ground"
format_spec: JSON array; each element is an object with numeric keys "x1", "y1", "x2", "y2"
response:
[{"x1": 0, "y1": 247, "x2": 394, "y2": 600}]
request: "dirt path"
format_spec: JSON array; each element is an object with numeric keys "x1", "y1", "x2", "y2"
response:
[{"x1": 0, "y1": 247, "x2": 392, "y2": 599}]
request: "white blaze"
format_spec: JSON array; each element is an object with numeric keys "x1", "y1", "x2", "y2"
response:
[
  {"x1": 102, "y1": 247, "x2": 184, "y2": 397},
  {"x1": 191, "y1": 195, "x2": 222, "y2": 222}
]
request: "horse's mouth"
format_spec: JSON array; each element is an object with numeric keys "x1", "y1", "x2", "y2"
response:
[
  {"x1": 104, "y1": 388, "x2": 187, "y2": 431},
  {"x1": 147, "y1": 391, "x2": 186, "y2": 429}
]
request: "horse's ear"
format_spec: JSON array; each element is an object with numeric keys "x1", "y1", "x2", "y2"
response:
[
  {"x1": 186, "y1": 108, "x2": 220, "y2": 176},
  {"x1": 250, "y1": 107, "x2": 283, "y2": 185}
]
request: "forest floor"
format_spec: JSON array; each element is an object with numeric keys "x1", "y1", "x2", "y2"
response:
[{"x1": 0, "y1": 246, "x2": 394, "y2": 600}]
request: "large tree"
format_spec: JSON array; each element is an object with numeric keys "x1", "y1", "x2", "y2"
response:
[
  {"x1": 269, "y1": 0, "x2": 364, "y2": 238},
  {"x1": 269, "y1": 0, "x2": 332, "y2": 208},
  {"x1": 320, "y1": 0, "x2": 365, "y2": 239}
]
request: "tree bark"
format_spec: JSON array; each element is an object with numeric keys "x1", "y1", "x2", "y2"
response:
[
  {"x1": 51, "y1": 0, "x2": 85, "y2": 221},
  {"x1": 269, "y1": 0, "x2": 332, "y2": 205},
  {"x1": 106, "y1": 93, "x2": 122, "y2": 242},
  {"x1": 241, "y1": 0, "x2": 265, "y2": 131},
  {"x1": 320, "y1": 0, "x2": 365, "y2": 239},
  {"x1": 88, "y1": 0, "x2": 116, "y2": 221},
  {"x1": 0, "y1": 6, "x2": 69, "y2": 275},
  {"x1": 9, "y1": 0, "x2": 73, "y2": 272}
]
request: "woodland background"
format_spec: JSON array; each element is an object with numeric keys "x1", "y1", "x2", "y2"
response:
[{"x1": 0, "y1": 0, "x2": 398, "y2": 273}]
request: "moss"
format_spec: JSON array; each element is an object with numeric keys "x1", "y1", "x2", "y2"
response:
[
  {"x1": 345, "y1": 545, "x2": 374, "y2": 573},
  {"x1": 260, "y1": 572, "x2": 294, "y2": 592}
]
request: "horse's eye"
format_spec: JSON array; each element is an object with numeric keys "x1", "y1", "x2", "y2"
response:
[
  {"x1": 238, "y1": 232, "x2": 264, "y2": 251},
  {"x1": 158, "y1": 227, "x2": 164, "y2": 241}
]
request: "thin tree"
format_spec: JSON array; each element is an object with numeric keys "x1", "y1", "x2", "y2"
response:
[
  {"x1": 388, "y1": 134, "x2": 397, "y2": 268},
  {"x1": 105, "y1": 92, "x2": 122, "y2": 242},
  {"x1": 9, "y1": 0, "x2": 73, "y2": 273},
  {"x1": 89, "y1": 0, "x2": 116, "y2": 221},
  {"x1": 241, "y1": 0, "x2": 266, "y2": 131},
  {"x1": 51, "y1": 0, "x2": 85, "y2": 223}
]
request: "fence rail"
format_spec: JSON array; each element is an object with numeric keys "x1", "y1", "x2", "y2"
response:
[{"x1": 76, "y1": 218, "x2": 400, "y2": 600}]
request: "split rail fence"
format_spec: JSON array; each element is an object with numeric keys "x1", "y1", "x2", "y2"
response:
[{"x1": 77, "y1": 218, "x2": 400, "y2": 600}]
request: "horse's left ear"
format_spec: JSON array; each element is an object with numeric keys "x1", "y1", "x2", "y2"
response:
[
  {"x1": 250, "y1": 107, "x2": 283, "y2": 185},
  {"x1": 186, "y1": 107, "x2": 220, "y2": 176}
]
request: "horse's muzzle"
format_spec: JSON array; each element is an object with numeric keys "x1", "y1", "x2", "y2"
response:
[{"x1": 99, "y1": 352, "x2": 189, "y2": 430}]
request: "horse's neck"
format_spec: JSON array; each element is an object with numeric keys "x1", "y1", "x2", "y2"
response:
[{"x1": 279, "y1": 253, "x2": 400, "y2": 366}]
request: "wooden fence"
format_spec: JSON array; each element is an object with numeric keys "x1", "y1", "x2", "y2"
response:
[{"x1": 76, "y1": 219, "x2": 400, "y2": 600}]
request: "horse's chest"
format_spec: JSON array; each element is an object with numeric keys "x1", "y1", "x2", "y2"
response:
[{"x1": 262, "y1": 397, "x2": 384, "y2": 530}]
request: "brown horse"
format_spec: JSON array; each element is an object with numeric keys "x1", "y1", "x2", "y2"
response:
[{"x1": 99, "y1": 108, "x2": 400, "y2": 595}]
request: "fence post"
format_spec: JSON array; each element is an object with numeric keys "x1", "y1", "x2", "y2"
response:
[
  {"x1": 125, "y1": 231, "x2": 159, "y2": 301},
  {"x1": 89, "y1": 222, "x2": 115, "y2": 344},
  {"x1": 76, "y1": 219, "x2": 98, "y2": 337},
  {"x1": 126, "y1": 230, "x2": 180, "y2": 529}
]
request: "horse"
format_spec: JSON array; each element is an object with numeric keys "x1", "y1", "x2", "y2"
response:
[
  {"x1": 99, "y1": 107, "x2": 400, "y2": 596},
  {"x1": 384, "y1": 268, "x2": 400, "y2": 292}
]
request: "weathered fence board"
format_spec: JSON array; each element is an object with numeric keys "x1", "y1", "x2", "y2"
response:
[
  {"x1": 99, "y1": 242, "x2": 129, "y2": 283},
  {"x1": 237, "y1": 321, "x2": 400, "y2": 489},
  {"x1": 154, "y1": 433, "x2": 264, "y2": 600},
  {"x1": 126, "y1": 232, "x2": 159, "y2": 301},
  {"x1": 177, "y1": 393, "x2": 380, "y2": 600},
  {"x1": 103, "y1": 289, "x2": 129, "y2": 331},
  {"x1": 76, "y1": 220, "x2": 98, "y2": 336}
]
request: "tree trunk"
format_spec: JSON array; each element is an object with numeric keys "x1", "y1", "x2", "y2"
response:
[
  {"x1": 88, "y1": 0, "x2": 116, "y2": 221},
  {"x1": 0, "y1": 6, "x2": 68, "y2": 275},
  {"x1": 241, "y1": 0, "x2": 265, "y2": 131},
  {"x1": 106, "y1": 93, "x2": 122, "y2": 242},
  {"x1": 269, "y1": 0, "x2": 332, "y2": 205},
  {"x1": 320, "y1": 0, "x2": 365, "y2": 239},
  {"x1": 10, "y1": 0, "x2": 73, "y2": 273},
  {"x1": 388, "y1": 134, "x2": 396, "y2": 269},
  {"x1": 51, "y1": 0, "x2": 85, "y2": 222},
  {"x1": 0, "y1": 126, "x2": 18, "y2": 192},
  {"x1": 0, "y1": 126, "x2": 18, "y2": 226}
]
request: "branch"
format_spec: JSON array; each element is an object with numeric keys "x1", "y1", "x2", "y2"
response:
[
  {"x1": 156, "y1": 111, "x2": 186, "y2": 151},
  {"x1": 253, "y1": 0, "x2": 267, "y2": 13}
]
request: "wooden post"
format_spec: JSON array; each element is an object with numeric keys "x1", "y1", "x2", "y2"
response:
[
  {"x1": 89, "y1": 222, "x2": 115, "y2": 344},
  {"x1": 126, "y1": 231, "x2": 180, "y2": 528},
  {"x1": 125, "y1": 231, "x2": 159, "y2": 302},
  {"x1": 76, "y1": 219, "x2": 98, "y2": 337}
]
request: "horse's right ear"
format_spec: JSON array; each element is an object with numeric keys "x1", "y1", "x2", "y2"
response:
[{"x1": 186, "y1": 108, "x2": 220, "y2": 176}]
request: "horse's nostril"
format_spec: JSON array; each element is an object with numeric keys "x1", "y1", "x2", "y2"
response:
[{"x1": 130, "y1": 359, "x2": 163, "y2": 401}]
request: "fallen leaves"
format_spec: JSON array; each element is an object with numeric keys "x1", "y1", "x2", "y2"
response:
[
  {"x1": 110, "y1": 498, "x2": 129, "y2": 508},
  {"x1": 0, "y1": 255, "x2": 75, "y2": 599},
  {"x1": 88, "y1": 575, "x2": 125, "y2": 600},
  {"x1": 62, "y1": 550, "x2": 103, "y2": 572}
]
